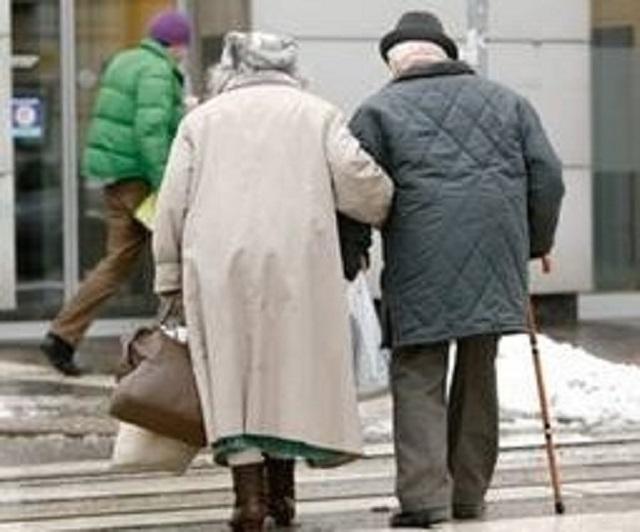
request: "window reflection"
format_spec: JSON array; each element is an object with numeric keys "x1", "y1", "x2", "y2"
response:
[{"x1": 592, "y1": 1, "x2": 640, "y2": 290}]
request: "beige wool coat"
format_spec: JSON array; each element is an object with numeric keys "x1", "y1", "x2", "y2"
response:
[{"x1": 153, "y1": 76, "x2": 393, "y2": 463}]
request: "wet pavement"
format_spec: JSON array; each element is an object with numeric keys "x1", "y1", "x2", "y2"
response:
[
  {"x1": 545, "y1": 319, "x2": 640, "y2": 365},
  {"x1": 0, "y1": 319, "x2": 639, "y2": 529},
  {"x1": 0, "y1": 339, "x2": 116, "y2": 465},
  {"x1": 1, "y1": 319, "x2": 640, "y2": 465}
]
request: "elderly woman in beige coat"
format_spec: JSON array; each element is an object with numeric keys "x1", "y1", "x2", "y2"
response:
[{"x1": 153, "y1": 32, "x2": 393, "y2": 531}]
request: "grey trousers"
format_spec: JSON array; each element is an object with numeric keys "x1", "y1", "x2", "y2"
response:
[{"x1": 391, "y1": 334, "x2": 499, "y2": 513}]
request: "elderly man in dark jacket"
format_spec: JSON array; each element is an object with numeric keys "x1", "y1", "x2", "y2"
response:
[{"x1": 347, "y1": 11, "x2": 565, "y2": 528}]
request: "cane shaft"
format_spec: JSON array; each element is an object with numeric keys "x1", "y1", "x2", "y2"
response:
[{"x1": 527, "y1": 304, "x2": 565, "y2": 514}]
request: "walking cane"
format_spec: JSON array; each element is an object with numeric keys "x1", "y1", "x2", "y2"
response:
[{"x1": 527, "y1": 256, "x2": 565, "y2": 514}]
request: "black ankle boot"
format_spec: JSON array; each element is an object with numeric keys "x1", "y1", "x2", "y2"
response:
[
  {"x1": 40, "y1": 333, "x2": 82, "y2": 376},
  {"x1": 265, "y1": 456, "x2": 296, "y2": 526},
  {"x1": 230, "y1": 463, "x2": 267, "y2": 532}
]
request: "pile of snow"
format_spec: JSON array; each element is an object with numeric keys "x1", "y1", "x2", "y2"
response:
[
  {"x1": 498, "y1": 334, "x2": 640, "y2": 429},
  {"x1": 360, "y1": 334, "x2": 640, "y2": 443}
]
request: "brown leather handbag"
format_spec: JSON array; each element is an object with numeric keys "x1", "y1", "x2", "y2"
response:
[{"x1": 109, "y1": 326, "x2": 206, "y2": 448}]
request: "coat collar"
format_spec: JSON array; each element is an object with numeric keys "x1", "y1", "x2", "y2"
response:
[
  {"x1": 225, "y1": 71, "x2": 303, "y2": 93},
  {"x1": 393, "y1": 60, "x2": 475, "y2": 83},
  {"x1": 140, "y1": 38, "x2": 183, "y2": 81}
]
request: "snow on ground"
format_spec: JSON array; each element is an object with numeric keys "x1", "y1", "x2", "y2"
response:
[
  {"x1": 498, "y1": 334, "x2": 640, "y2": 430},
  {"x1": 361, "y1": 334, "x2": 640, "y2": 442}
]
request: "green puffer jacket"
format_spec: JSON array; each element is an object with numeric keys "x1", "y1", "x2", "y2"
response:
[{"x1": 82, "y1": 38, "x2": 184, "y2": 190}]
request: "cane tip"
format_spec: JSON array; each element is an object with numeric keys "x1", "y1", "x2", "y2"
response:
[{"x1": 555, "y1": 501, "x2": 566, "y2": 514}]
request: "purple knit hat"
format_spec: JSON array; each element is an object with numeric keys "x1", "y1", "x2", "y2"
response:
[{"x1": 148, "y1": 10, "x2": 192, "y2": 46}]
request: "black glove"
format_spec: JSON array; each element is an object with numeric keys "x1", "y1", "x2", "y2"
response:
[{"x1": 337, "y1": 213, "x2": 372, "y2": 281}]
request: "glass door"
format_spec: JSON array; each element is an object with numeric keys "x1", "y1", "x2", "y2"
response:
[
  {"x1": 73, "y1": 0, "x2": 250, "y2": 318},
  {"x1": 0, "y1": 0, "x2": 64, "y2": 319},
  {"x1": 592, "y1": 2, "x2": 640, "y2": 290},
  {"x1": 0, "y1": 0, "x2": 15, "y2": 309}
]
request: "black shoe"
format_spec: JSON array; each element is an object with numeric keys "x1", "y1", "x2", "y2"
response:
[
  {"x1": 40, "y1": 333, "x2": 82, "y2": 376},
  {"x1": 390, "y1": 508, "x2": 449, "y2": 528},
  {"x1": 453, "y1": 502, "x2": 486, "y2": 520}
]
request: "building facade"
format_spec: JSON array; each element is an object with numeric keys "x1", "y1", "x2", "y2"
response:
[{"x1": 0, "y1": 0, "x2": 637, "y2": 337}]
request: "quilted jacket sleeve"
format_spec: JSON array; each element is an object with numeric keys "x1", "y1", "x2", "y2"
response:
[
  {"x1": 134, "y1": 63, "x2": 176, "y2": 190},
  {"x1": 349, "y1": 104, "x2": 387, "y2": 166},
  {"x1": 337, "y1": 212, "x2": 372, "y2": 281},
  {"x1": 152, "y1": 120, "x2": 194, "y2": 294},
  {"x1": 518, "y1": 98, "x2": 565, "y2": 258}
]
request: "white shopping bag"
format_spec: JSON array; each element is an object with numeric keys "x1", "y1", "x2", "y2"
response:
[
  {"x1": 111, "y1": 421, "x2": 199, "y2": 475},
  {"x1": 347, "y1": 272, "x2": 390, "y2": 400}
]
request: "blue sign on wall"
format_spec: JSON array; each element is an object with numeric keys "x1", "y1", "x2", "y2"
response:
[{"x1": 11, "y1": 97, "x2": 44, "y2": 139}]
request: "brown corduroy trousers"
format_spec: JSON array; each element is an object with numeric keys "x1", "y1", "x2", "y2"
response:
[{"x1": 50, "y1": 180, "x2": 150, "y2": 347}]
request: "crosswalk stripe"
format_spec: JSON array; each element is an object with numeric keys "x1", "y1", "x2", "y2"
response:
[
  {"x1": 3, "y1": 477, "x2": 640, "y2": 531},
  {"x1": 3, "y1": 436, "x2": 640, "y2": 485},
  {"x1": 1, "y1": 438, "x2": 640, "y2": 529}
]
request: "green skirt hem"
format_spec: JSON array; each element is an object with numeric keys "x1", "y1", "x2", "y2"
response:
[{"x1": 212, "y1": 434, "x2": 360, "y2": 469}]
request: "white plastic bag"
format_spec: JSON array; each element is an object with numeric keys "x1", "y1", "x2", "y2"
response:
[
  {"x1": 111, "y1": 421, "x2": 199, "y2": 475},
  {"x1": 347, "y1": 272, "x2": 390, "y2": 400}
]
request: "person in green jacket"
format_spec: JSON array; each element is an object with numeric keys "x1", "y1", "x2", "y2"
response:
[{"x1": 40, "y1": 10, "x2": 191, "y2": 376}]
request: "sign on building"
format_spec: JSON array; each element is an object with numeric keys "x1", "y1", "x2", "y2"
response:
[{"x1": 11, "y1": 97, "x2": 44, "y2": 139}]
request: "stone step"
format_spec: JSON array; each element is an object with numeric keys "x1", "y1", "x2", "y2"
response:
[
  {"x1": 1, "y1": 440, "x2": 640, "y2": 529},
  {"x1": 3, "y1": 435, "x2": 640, "y2": 483},
  {"x1": 2, "y1": 470, "x2": 640, "y2": 531}
]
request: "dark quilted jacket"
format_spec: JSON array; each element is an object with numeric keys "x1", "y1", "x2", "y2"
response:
[{"x1": 349, "y1": 61, "x2": 564, "y2": 347}]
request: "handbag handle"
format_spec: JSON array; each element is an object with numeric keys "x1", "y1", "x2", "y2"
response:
[
  {"x1": 117, "y1": 326, "x2": 153, "y2": 381},
  {"x1": 157, "y1": 292, "x2": 183, "y2": 327}
]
